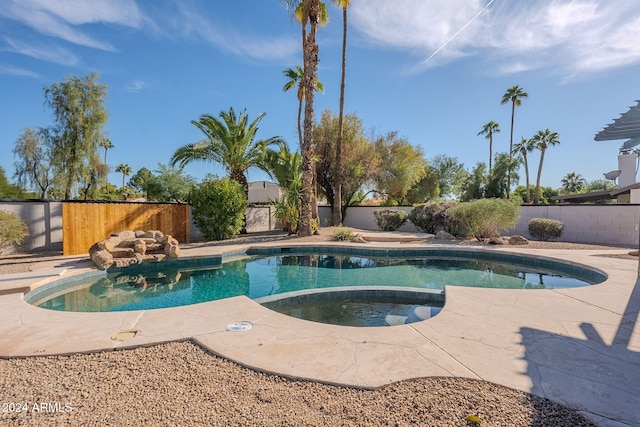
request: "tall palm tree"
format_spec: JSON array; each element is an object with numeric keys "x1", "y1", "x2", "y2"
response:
[
  {"x1": 171, "y1": 107, "x2": 282, "y2": 196},
  {"x1": 282, "y1": 0, "x2": 327, "y2": 236},
  {"x1": 477, "y1": 121, "x2": 500, "y2": 172},
  {"x1": 331, "y1": 0, "x2": 350, "y2": 226},
  {"x1": 501, "y1": 85, "x2": 528, "y2": 198},
  {"x1": 531, "y1": 129, "x2": 560, "y2": 204},
  {"x1": 512, "y1": 137, "x2": 535, "y2": 203},
  {"x1": 283, "y1": 66, "x2": 324, "y2": 148},
  {"x1": 115, "y1": 163, "x2": 131, "y2": 189},
  {"x1": 99, "y1": 138, "x2": 114, "y2": 190}
]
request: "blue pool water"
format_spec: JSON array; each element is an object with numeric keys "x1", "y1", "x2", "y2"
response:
[{"x1": 26, "y1": 250, "x2": 606, "y2": 315}]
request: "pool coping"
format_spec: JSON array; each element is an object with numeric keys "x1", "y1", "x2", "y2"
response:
[{"x1": 1, "y1": 240, "x2": 639, "y2": 426}]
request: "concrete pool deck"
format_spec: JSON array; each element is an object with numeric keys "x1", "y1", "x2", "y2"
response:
[{"x1": 0, "y1": 237, "x2": 638, "y2": 426}]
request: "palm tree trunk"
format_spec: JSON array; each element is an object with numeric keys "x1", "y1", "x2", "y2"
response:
[
  {"x1": 535, "y1": 149, "x2": 546, "y2": 204},
  {"x1": 299, "y1": 0, "x2": 320, "y2": 237},
  {"x1": 507, "y1": 101, "x2": 515, "y2": 199},
  {"x1": 489, "y1": 133, "x2": 493, "y2": 173},
  {"x1": 524, "y1": 154, "x2": 530, "y2": 203},
  {"x1": 332, "y1": 5, "x2": 348, "y2": 227}
]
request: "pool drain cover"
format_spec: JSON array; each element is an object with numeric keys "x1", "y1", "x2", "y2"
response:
[{"x1": 227, "y1": 321, "x2": 253, "y2": 332}]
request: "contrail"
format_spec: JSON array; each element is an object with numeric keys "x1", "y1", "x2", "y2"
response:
[{"x1": 424, "y1": 0, "x2": 496, "y2": 64}]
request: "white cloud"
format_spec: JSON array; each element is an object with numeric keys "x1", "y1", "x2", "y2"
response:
[
  {"x1": 349, "y1": 0, "x2": 640, "y2": 77},
  {"x1": 125, "y1": 80, "x2": 149, "y2": 93},
  {"x1": 0, "y1": 65, "x2": 39, "y2": 78},
  {"x1": 3, "y1": 38, "x2": 79, "y2": 65},
  {"x1": 0, "y1": 0, "x2": 148, "y2": 50},
  {"x1": 169, "y1": 3, "x2": 299, "y2": 62}
]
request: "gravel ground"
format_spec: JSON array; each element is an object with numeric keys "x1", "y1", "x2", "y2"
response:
[
  {"x1": 0, "y1": 341, "x2": 596, "y2": 427},
  {"x1": 0, "y1": 228, "x2": 630, "y2": 426}
]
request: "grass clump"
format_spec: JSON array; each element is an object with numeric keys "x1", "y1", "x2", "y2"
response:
[
  {"x1": 332, "y1": 226, "x2": 356, "y2": 241},
  {"x1": 528, "y1": 218, "x2": 564, "y2": 241}
]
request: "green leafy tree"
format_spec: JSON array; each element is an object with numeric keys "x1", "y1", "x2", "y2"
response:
[
  {"x1": 171, "y1": 107, "x2": 281, "y2": 199},
  {"x1": 584, "y1": 179, "x2": 616, "y2": 193},
  {"x1": 501, "y1": 85, "x2": 528, "y2": 198},
  {"x1": 44, "y1": 72, "x2": 109, "y2": 200},
  {"x1": 190, "y1": 176, "x2": 247, "y2": 241},
  {"x1": 0, "y1": 167, "x2": 23, "y2": 198},
  {"x1": 430, "y1": 155, "x2": 468, "y2": 199},
  {"x1": 477, "y1": 121, "x2": 500, "y2": 172},
  {"x1": 372, "y1": 131, "x2": 427, "y2": 205},
  {"x1": 12, "y1": 127, "x2": 53, "y2": 199},
  {"x1": 485, "y1": 152, "x2": 520, "y2": 199},
  {"x1": 512, "y1": 137, "x2": 536, "y2": 203},
  {"x1": 561, "y1": 171, "x2": 586, "y2": 194},
  {"x1": 531, "y1": 129, "x2": 560, "y2": 204},
  {"x1": 314, "y1": 110, "x2": 380, "y2": 218},
  {"x1": 128, "y1": 167, "x2": 158, "y2": 199},
  {"x1": 405, "y1": 165, "x2": 440, "y2": 204},
  {"x1": 460, "y1": 162, "x2": 487, "y2": 201}
]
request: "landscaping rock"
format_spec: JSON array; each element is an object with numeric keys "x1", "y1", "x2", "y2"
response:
[
  {"x1": 488, "y1": 236, "x2": 507, "y2": 245},
  {"x1": 89, "y1": 230, "x2": 180, "y2": 270},
  {"x1": 435, "y1": 230, "x2": 456, "y2": 240},
  {"x1": 508, "y1": 235, "x2": 529, "y2": 245}
]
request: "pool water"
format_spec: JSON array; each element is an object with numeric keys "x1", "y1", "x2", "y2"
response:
[{"x1": 28, "y1": 253, "x2": 602, "y2": 314}]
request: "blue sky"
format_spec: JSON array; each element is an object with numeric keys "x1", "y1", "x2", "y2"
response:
[{"x1": 2, "y1": 0, "x2": 640, "y2": 194}]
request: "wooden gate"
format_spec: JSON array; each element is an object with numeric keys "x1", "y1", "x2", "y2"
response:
[{"x1": 62, "y1": 202, "x2": 190, "y2": 255}]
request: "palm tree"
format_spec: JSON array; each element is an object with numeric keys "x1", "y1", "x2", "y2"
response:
[
  {"x1": 171, "y1": 107, "x2": 282, "y2": 196},
  {"x1": 531, "y1": 129, "x2": 560, "y2": 204},
  {"x1": 99, "y1": 138, "x2": 114, "y2": 190},
  {"x1": 281, "y1": 0, "x2": 327, "y2": 236},
  {"x1": 477, "y1": 121, "x2": 500, "y2": 172},
  {"x1": 263, "y1": 143, "x2": 302, "y2": 233},
  {"x1": 561, "y1": 172, "x2": 586, "y2": 194},
  {"x1": 501, "y1": 85, "x2": 528, "y2": 198},
  {"x1": 282, "y1": 66, "x2": 324, "y2": 148},
  {"x1": 331, "y1": 0, "x2": 351, "y2": 226},
  {"x1": 512, "y1": 137, "x2": 536, "y2": 203},
  {"x1": 115, "y1": 163, "x2": 131, "y2": 189}
]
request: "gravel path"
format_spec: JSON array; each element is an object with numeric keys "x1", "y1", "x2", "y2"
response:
[
  {"x1": 1, "y1": 229, "x2": 629, "y2": 426},
  {"x1": 0, "y1": 341, "x2": 596, "y2": 427}
]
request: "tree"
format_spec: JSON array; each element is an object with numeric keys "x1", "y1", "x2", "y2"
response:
[
  {"x1": 460, "y1": 162, "x2": 487, "y2": 202},
  {"x1": 263, "y1": 143, "x2": 302, "y2": 233},
  {"x1": 404, "y1": 165, "x2": 440, "y2": 204},
  {"x1": 115, "y1": 164, "x2": 132, "y2": 189},
  {"x1": 282, "y1": 66, "x2": 324, "y2": 149},
  {"x1": 314, "y1": 110, "x2": 380, "y2": 217},
  {"x1": 501, "y1": 85, "x2": 528, "y2": 198},
  {"x1": 485, "y1": 152, "x2": 520, "y2": 199},
  {"x1": 281, "y1": 0, "x2": 326, "y2": 236},
  {"x1": 561, "y1": 172, "x2": 586, "y2": 194},
  {"x1": 430, "y1": 155, "x2": 468, "y2": 199},
  {"x1": 477, "y1": 121, "x2": 500, "y2": 172},
  {"x1": 0, "y1": 167, "x2": 23, "y2": 198},
  {"x1": 171, "y1": 107, "x2": 282, "y2": 197},
  {"x1": 584, "y1": 179, "x2": 616, "y2": 193},
  {"x1": 531, "y1": 129, "x2": 560, "y2": 204},
  {"x1": 99, "y1": 138, "x2": 114, "y2": 191},
  {"x1": 44, "y1": 72, "x2": 109, "y2": 200},
  {"x1": 331, "y1": 0, "x2": 351, "y2": 226},
  {"x1": 12, "y1": 127, "x2": 52, "y2": 199},
  {"x1": 128, "y1": 167, "x2": 158, "y2": 199},
  {"x1": 372, "y1": 131, "x2": 427, "y2": 205},
  {"x1": 512, "y1": 137, "x2": 535, "y2": 203}
]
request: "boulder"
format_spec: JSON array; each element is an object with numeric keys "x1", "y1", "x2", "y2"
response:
[
  {"x1": 488, "y1": 236, "x2": 507, "y2": 245},
  {"x1": 435, "y1": 230, "x2": 456, "y2": 240},
  {"x1": 91, "y1": 249, "x2": 114, "y2": 270},
  {"x1": 89, "y1": 230, "x2": 180, "y2": 270},
  {"x1": 508, "y1": 235, "x2": 529, "y2": 245}
]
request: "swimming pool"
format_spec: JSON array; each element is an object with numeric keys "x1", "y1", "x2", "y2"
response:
[{"x1": 24, "y1": 247, "x2": 607, "y2": 320}]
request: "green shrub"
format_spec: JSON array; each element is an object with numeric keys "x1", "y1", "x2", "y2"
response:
[
  {"x1": 373, "y1": 209, "x2": 408, "y2": 231},
  {"x1": 332, "y1": 226, "x2": 355, "y2": 241},
  {"x1": 528, "y1": 218, "x2": 564, "y2": 241},
  {"x1": 408, "y1": 201, "x2": 460, "y2": 234},
  {"x1": 189, "y1": 177, "x2": 247, "y2": 241},
  {"x1": 448, "y1": 199, "x2": 520, "y2": 242},
  {"x1": 0, "y1": 211, "x2": 29, "y2": 246},
  {"x1": 273, "y1": 195, "x2": 298, "y2": 234}
]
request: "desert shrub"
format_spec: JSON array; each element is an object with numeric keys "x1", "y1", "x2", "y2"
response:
[
  {"x1": 190, "y1": 177, "x2": 247, "y2": 241},
  {"x1": 528, "y1": 218, "x2": 564, "y2": 241},
  {"x1": 373, "y1": 209, "x2": 408, "y2": 231},
  {"x1": 332, "y1": 226, "x2": 355, "y2": 241},
  {"x1": 448, "y1": 198, "x2": 520, "y2": 242},
  {"x1": 0, "y1": 211, "x2": 29, "y2": 246},
  {"x1": 273, "y1": 195, "x2": 298, "y2": 234},
  {"x1": 408, "y1": 201, "x2": 460, "y2": 234}
]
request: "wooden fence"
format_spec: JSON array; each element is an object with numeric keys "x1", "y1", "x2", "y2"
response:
[{"x1": 62, "y1": 202, "x2": 190, "y2": 255}]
